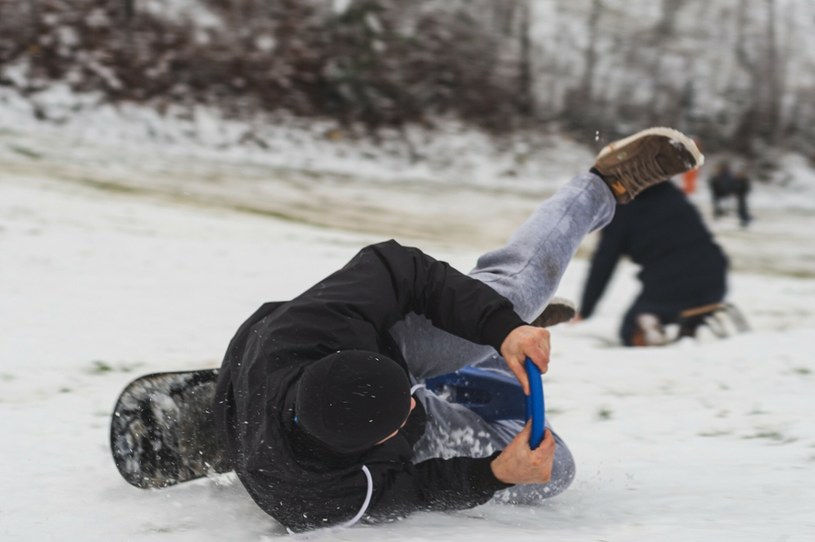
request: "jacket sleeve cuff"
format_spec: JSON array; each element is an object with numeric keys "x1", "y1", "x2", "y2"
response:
[
  {"x1": 482, "y1": 307, "x2": 526, "y2": 353},
  {"x1": 468, "y1": 452, "x2": 514, "y2": 493}
]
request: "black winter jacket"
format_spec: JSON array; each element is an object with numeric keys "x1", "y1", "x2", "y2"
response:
[
  {"x1": 213, "y1": 240, "x2": 524, "y2": 532},
  {"x1": 580, "y1": 182, "x2": 728, "y2": 317}
]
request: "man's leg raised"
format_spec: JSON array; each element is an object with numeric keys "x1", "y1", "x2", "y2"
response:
[
  {"x1": 392, "y1": 172, "x2": 615, "y2": 380},
  {"x1": 400, "y1": 128, "x2": 703, "y2": 503}
]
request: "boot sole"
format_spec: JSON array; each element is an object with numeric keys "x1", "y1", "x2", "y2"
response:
[{"x1": 596, "y1": 127, "x2": 704, "y2": 168}]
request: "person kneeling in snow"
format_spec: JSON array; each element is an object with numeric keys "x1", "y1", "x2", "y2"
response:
[
  {"x1": 213, "y1": 128, "x2": 703, "y2": 531},
  {"x1": 577, "y1": 177, "x2": 729, "y2": 346}
]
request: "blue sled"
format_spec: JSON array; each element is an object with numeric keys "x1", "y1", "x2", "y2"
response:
[
  {"x1": 425, "y1": 358, "x2": 545, "y2": 449},
  {"x1": 425, "y1": 366, "x2": 526, "y2": 421}
]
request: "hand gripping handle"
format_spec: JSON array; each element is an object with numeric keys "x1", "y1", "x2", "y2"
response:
[{"x1": 524, "y1": 357, "x2": 545, "y2": 449}]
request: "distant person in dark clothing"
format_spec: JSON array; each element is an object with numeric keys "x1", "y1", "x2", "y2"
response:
[
  {"x1": 733, "y1": 169, "x2": 753, "y2": 227},
  {"x1": 579, "y1": 181, "x2": 728, "y2": 346},
  {"x1": 709, "y1": 162, "x2": 752, "y2": 227},
  {"x1": 709, "y1": 162, "x2": 736, "y2": 218}
]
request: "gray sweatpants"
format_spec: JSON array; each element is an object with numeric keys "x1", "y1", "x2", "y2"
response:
[{"x1": 389, "y1": 173, "x2": 615, "y2": 503}]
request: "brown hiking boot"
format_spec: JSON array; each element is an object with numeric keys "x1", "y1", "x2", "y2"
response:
[
  {"x1": 531, "y1": 297, "x2": 576, "y2": 328},
  {"x1": 593, "y1": 127, "x2": 704, "y2": 203}
]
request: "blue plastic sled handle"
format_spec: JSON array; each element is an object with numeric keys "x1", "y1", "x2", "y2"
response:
[{"x1": 524, "y1": 357, "x2": 545, "y2": 449}]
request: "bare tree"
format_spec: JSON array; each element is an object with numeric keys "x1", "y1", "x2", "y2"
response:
[
  {"x1": 26, "y1": 0, "x2": 40, "y2": 42},
  {"x1": 730, "y1": 0, "x2": 782, "y2": 154},
  {"x1": 562, "y1": 0, "x2": 603, "y2": 130},
  {"x1": 646, "y1": 0, "x2": 684, "y2": 126},
  {"x1": 731, "y1": 0, "x2": 760, "y2": 154},
  {"x1": 580, "y1": 0, "x2": 602, "y2": 109},
  {"x1": 758, "y1": 0, "x2": 781, "y2": 143},
  {"x1": 517, "y1": 0, "x2": 534, "y2": 118}
]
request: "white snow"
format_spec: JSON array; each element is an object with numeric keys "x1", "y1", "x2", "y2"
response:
[{"x1": 1, "y1": 107, "x2": 815, "y2": 541}]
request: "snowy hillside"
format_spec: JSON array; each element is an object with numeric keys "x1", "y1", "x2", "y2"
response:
[{"x1": 2, "y1": 112, "x2": 815, "y2": 541}]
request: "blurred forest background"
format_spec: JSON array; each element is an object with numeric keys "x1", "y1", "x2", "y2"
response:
[{"x1": 1, "y1": 0, "x2": 814, "y2": 165}]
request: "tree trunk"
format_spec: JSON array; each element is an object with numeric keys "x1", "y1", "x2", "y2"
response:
[
  {"x1": 517, "y1": 0, "x2": 534, "y2": 118},
  {"x1": 564, "y1": 0, "x2": 602, "y2": 130},
  {"x1": 26, "y1": 0, "x2": 39, "y2": 42},
  {"x1": 647, "y1": 0, "x2": 683, "y2": 125},
  {"x1": 759, "y1": 0, "x2": 780, "y2": 142},
  {"x1": 731, "y1": 0, "x2": 758, "y2": 155},
  {"x1": 120, "y1": 0, "x2": 134, "y2": 25},
  {"x1": 580, "y1": 0, "x2": 602, "y2": 107}
]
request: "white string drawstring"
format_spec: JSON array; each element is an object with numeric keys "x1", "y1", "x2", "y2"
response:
[{"x1": 340, "y1": 465, "x2": 373, "y2": 528}]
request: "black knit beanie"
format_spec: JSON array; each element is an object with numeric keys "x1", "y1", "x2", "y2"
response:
[{"x1": 294, "y1": 350, "x2": 411, "y2": 454}]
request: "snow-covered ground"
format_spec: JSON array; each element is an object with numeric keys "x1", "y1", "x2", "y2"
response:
[{"x1": 1, "y1": 109, "x2": 815, "y2": 541}]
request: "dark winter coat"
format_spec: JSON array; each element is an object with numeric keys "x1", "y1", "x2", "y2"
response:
[
  {"x1": 580, "y1": 182, "x2": 728, "y2": 319},
  {"x1": 213, "y1": 240, "x2": 524, "y2": 532},
  {"x1": 710, "y1": 169, "x2": 738, "y2": 198}
]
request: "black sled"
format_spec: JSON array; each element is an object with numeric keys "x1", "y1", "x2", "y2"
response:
[{"x1": 110, "y1": 369, "x2": 230, "y2": 489}]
